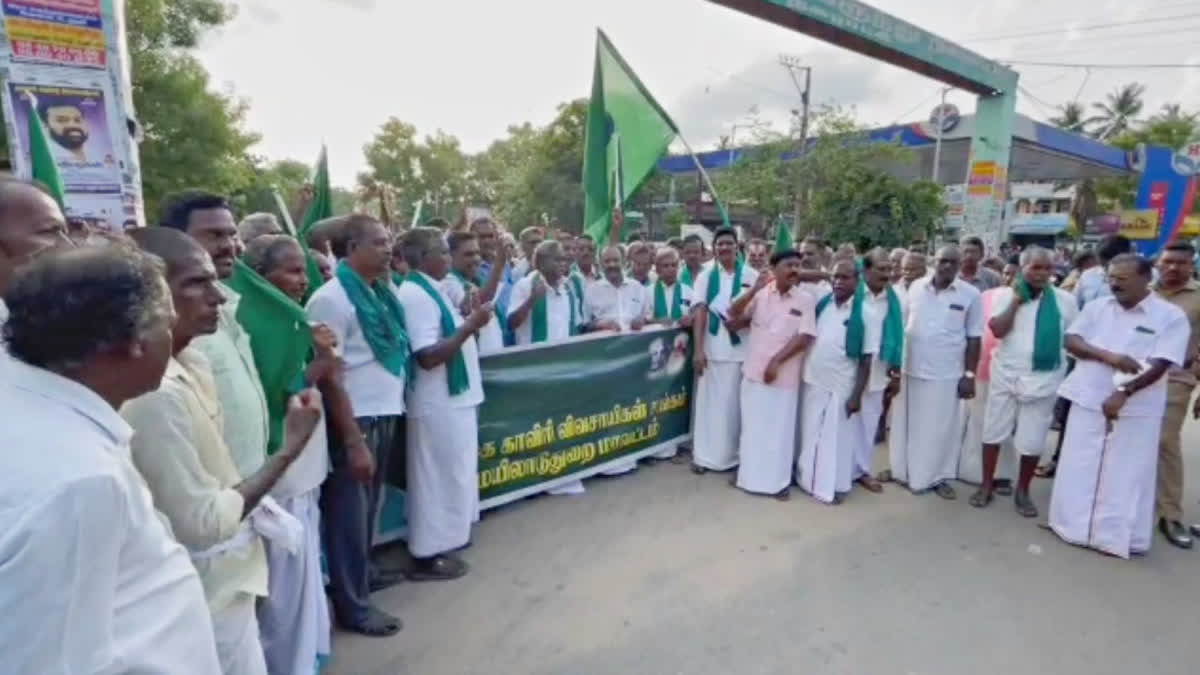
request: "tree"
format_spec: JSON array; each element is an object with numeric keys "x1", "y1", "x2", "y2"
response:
[
  {"x1": 1049, "y1": 102, "x2": 1088, "y2": 134},
  {"x1": 1088, "y1": 83, "x2": 1146, "y2": 140},
  {"x1": 232, "y1": 158, "x2": 311, "y2": 220}
]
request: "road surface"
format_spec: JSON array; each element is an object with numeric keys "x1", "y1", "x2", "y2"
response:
[{"x1": 331, "y1": 422, "x2": 1200, "y2": 675}]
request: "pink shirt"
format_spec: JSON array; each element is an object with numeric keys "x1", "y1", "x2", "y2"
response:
[
  {"x1": 742, "y1": 282, "x2": 819, "y2": 390},
  {"x1": 978, "y1": 288, "x2": 1002, "y2": 381}
]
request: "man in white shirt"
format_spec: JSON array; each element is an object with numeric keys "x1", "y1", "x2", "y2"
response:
[
  {"x1": 395, "y1": 227, "x2": 493, "y2": 579},
  {"x1": 510, "y1": 226, "x2": 545, "y2": 279},
  {"x1": 122, "y1": 228, "x2": 323, "y2": 674},
  {"x1": 627, "y1": 240, "x2": 655, "y2": 287},
  {"x1": 856, "y1": 249, "x2": 903, "y2": 493},
  {"x1": 507, "y1": 239, "x2": 575, "y2": 346},
  {"x1": 691, "y1": 226, "x2": 759, "y2": 474},
  {"x1": 0, "y1": 179, "x2": 70, "y2": 329},
  {"x1": 889, "y1": 245, "x2": 983, "y2": 500},
  {"x1": 441, "y1": 230, "x2": 507, "y2": 355},
  {"x1": 0, "y1": 243, "x2": 223, "y2": 674},
  {"x1": 969, "y1": 247, "x2": 1078, "y2": 517},
  {"x1": 306, "y1": 215, "x2": 409, "y2": 636},
  {"x1": 1050, "y1": 254, "x2": 1190, "y2": 559},
  {"x1": 644, "y1": 246, "x2": 692, "y2": 327}
]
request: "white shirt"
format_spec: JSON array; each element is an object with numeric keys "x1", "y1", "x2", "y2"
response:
[
  {"x1": 440, "y1": 273, "x2": 504, "y2": 355},
  {"x1": 642, "y1": 279, "x2": 692, "y2": 320},
  {"x1": 1058, "y1": 294, "x2": 1190, "y2": 416},
  {"x1": 0, "y1": 298, "x2": 8, "y2": 355},
  {"x1": 804, "y1": 295, "x2": 880, "y2": 395},
  {"x1": 396, "y1": 272, "x2": 485, "y2": 418},
  {"x1": 507, "y1": 273, "x2": 573, "y2": 345},
  {"x1": 306, "y1": 276, "x2": 406, "y2": 417},
  {"x1": 904, "y1": 276, "x2": 984, "y2": 381},
  {"x1": 692, "y1": 263, "x2": 759, "y2": 362},
  {"x1": 0, "y1": 357, "x2": 220, "y2": 674},
  {"x1": 988, "y1": 286, "x2": 1079, "y2": 399},
  {"x1": 865, "y1": 287, "x2": 895, "y2": 392},
  {"x1": 586, "y1": 276, "x2": 647, "y2": 330},
  {"x1": 799, "y1": 280, "x2": 832, "y2": 299}
]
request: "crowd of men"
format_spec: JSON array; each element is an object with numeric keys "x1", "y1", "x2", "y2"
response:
[{"x1": 1, "y1": 173, "x2": 1198, "y2": 674}]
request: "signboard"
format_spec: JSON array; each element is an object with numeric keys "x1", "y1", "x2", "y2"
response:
[
  {"x1": 1008, "y1": 212, "x2": 1068, "y2": 235},
  {"x1": 1180, "y1": 215, "x2": 1200, "y2": 238},
  {"x1": 929, "y1": 103, "x2": 959, "y2": 134},
  {"x1": 2, "y1": 0, "x2": 106, "y2": 68},
  {"x1": 1118, "y1": 209, "x2": 1160, "y2": 240}
]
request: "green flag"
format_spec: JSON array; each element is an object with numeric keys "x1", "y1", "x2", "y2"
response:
[
  {"x1": 583, "y1": 29, "x2": 678, "y2": 245},
  {"x1": 224, "y1": 259, "x2": 314, "y2": 456},
  {"x1": 773, "y1": 219, "x2": 794, "y2": 253},
  {"x1": 298, "y1": 147, "x2": 332, "y2": 296},
  {"x1": 25, "y1": 94, "x2": 66, "y2": 207}
]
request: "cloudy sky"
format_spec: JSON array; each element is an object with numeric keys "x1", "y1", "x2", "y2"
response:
[{"x1": 196, "y1": 0, "x2": 1200, "y2": 184}]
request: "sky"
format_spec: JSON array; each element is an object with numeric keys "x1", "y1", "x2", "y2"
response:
[{"x1": 196, "y1": 0, "x2": 1200, "y2": 186}]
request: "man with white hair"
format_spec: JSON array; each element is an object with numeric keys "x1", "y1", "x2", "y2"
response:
[
  {"x1": 238, "y1": 212, "x2": 284, "y2": 244},
  {"x1": 969, "y1": 247, "x2": 1077, "y2": 517}
]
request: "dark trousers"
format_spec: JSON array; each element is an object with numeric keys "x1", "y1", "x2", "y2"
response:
[{"x1": 321, "y1": 415, "x2": 403, "y2": 626}]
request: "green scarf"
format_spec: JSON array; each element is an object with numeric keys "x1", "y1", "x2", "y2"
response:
[
  {"x1": 391, "y1": 271, "x2": 406, "y2": 286},
  {"x1": 336, "y1": 260, "x2": 410, "y2": 377},
  {"x1": 452, "y1": 269, "x2": 484, "y2": 288},
  {"x1": 879, "y1": 285, "x2": 905, "y2": 368},
  {"x1": 705, "y1": 262, "x2": 743, "y2": 346},
  {"x1": 406, "y1": 273, "x2": 469, "y2": 395},
  {"x1": 530, "y1": 273, "x2": 577, "y2": 343},
  {"x1": 681, "y1": 265, "x2": 696, "y2": 288},
  {"x1": 653, "y1": 279, "x2": 684, "y2": 320},
  {"x1": 816, "y1": 282, "x2": 866, "y2": 359},
  {"x1": 1017, "y1": 277, "x2": 1063, "y2": 372}
]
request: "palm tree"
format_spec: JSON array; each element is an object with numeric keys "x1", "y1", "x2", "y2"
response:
[
  {"x1": 1087, "y1": 83, "x2": 1146, "y2": 140},
  {"x1": 1049, "y1": 101, "x2": 1088, "y2": 134},
  {"x1": 1150, "y1": 103, "x2": 1198, "y2": 125}
]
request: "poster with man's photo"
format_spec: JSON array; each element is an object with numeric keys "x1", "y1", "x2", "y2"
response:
[{"x1": 6, "y1": 79, "x2": 122, "y2": 194}]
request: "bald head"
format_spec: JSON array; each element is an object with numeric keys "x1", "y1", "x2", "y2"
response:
[{"x1": 0, "y1": 178, "x2": 68, "y2": 292}]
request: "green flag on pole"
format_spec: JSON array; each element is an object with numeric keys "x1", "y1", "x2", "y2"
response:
[
  {"x1": 298, "y1": 147, "x2": 332, "y2": 296},
  {"x1": 25, "y1": 93, "x2": 66, "y2": 208},
  {"x1": 773, "y1": 219, "x2": 794, "y2": 253},
  {"x1": 583, "y1": 29, "x2": 678, "y2": 246}
]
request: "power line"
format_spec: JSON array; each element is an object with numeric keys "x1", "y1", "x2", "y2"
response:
[
  {"x1": 1003, "y1": 60, "x2": 1200, "y2": 69},
  {"x1": 967, "y1": 11, "x2": 1200, "y2": 43},
  {"x1": 955, "y1": 0, "x2": 1200, "y2": 40},
  {"x1": 1002, "y1": 26, "x2": 1200, "y2": 60},
  {"x1": 887, "y1": 88, "x2": 944, "y2": 126}
]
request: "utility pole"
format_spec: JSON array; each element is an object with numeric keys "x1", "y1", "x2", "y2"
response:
[
  {"x1": 779, "y1": 54, "x2": 812, "y2": 237},
  {"x1": 931, "y1": 86, "x2": 953, "y2": 184}
]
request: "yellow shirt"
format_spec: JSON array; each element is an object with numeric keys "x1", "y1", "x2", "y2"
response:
[{"x1": 121, "y1": 347, "x2": 268, "y2": 612}]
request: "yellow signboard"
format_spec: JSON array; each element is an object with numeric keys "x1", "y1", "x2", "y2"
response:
[
  {"x1": 1118, "y1": 209, "x2": 1160, "y2": 240},
  {"x1": 1179, "y1": 215, "x2": 1200, "y2": 238}
]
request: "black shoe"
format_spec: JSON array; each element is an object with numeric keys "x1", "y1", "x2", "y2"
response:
[{"x1": 1160, "y1": 519, "x2": 1194, "y2": 549}]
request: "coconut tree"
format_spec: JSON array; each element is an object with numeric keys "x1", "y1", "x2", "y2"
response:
[
  {"x1": 1049, "y1": 101, "x2": 1089, "y2": 134},
  {"x1": 1088, "y1": 83, "x2": 1146, "y2": 140}
]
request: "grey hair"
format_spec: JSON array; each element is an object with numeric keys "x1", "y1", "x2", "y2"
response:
[
  {"x1": 626, "y1": 241, "x2": 650, "y2": 258},
  {"x1": 655, "y1": 246, "x2": 680, "y2": 263},
  {"x1": 3, "y1": 244, "x2": 170, "y2": 372},
  {"x1": 243, "y1": 234, "x2": 302, "y2": 275},
  {"x1": 1019, "y1": 245, "x2": 1053, "y2": 267},
  {"x1": 600, "y1": 243, "x2": 625, "y2": 265},
  {"x1": 401, "y1": 226, "x2": 446, "y2": 269},
  {"x1": 238, "y1": 212, "x2": 282, "y2": 243},
  {"x1": 532, "y1": 240, "x2": 563, "y2": 269}
]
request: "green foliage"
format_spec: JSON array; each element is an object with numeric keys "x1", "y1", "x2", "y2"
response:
[
  {"x1": 717, "y1": 104, "x2": 942, "y2": 246},
  {"x1": 232, "y1": 158, "x2": 311, "y2": 218}
]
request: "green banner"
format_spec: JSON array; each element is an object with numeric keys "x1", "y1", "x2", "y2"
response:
[{"x1": 477, "y1": 327, "x2": 694, "y2": 507}]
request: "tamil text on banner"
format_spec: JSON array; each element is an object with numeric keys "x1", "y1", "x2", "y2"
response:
[
  {"x1": 374, "y1": 328, "x2": 694, "y2": 543},
  {"x1": 2, "y1": 0, "x2": 106, "y2": 68},
  {"x1": 1119, "y1": 209, "x2": 1160, "y2": 240}
]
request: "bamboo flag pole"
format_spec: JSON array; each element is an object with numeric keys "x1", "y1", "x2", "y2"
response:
[{"x1": 675, "y1": 133, "x2": 732, "y2": 228}]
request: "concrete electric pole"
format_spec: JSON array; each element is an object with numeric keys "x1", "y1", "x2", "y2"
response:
[{"x1": 779, "y1": 54, "x2": 812, "y2": 236}]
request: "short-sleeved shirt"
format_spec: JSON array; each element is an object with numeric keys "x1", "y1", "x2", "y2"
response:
[
  {"x1": 1154, "y1": 280, "x2": 1200, "y2": 386},
  {"x1": 742, "y1": 283, "x2": 818, "y2": 389},
  {"x1": 586, "y1": 277, "x2": 646, "y2": 330},
  {"x1": 395, "y1": 272, "x2": 484, "y2": 417},
  {"x1": 959, "y1": 267, "x2": 1003, "y2": 292},
  {"x1": 987, "y1": 286, "x2": 1079, "y2": 399},
  {"x1": 642, "y1": 280, "x2": 692, "y2": 321},
  {"x1": 805, "y1": 295, "x2": 881, "y2": 395},
  {"x1": 440, "y1": 274, "x2": 504, "y2": 355},
  {"x1": 1058, "y1": 294, "x2": 1190, "y2": 416},
  {"x1": 305, "y1": 277, "x2": 406, "y2": 418},
  {"x1": 1074, "y1": 266, "x2": 1110, "y2": 308},
  {"x1": 506, "y1": 273, "x2": 573, "y2": 345},
  {"x1": 904, "y1": 276, "x2": 984, "y2": 381},
  {"x1": 692, "y1": 263, "x2": 759, "y2": 362}
]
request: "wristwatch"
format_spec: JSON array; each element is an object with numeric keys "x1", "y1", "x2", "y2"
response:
[
  {"x1": 1117, "y1": 385, "x2": 1131, "y2": 395},
  {"x1": 963, "y1": 371, "x2": 976, "y2": 379}
]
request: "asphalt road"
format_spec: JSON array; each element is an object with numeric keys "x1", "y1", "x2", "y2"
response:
[{"x1": 331, "y1": 422, "x2": 1200, "y2": 675}]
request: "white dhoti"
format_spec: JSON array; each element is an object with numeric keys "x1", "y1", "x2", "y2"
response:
[
  {"x1": 1049, "y1": 406, "x2": 1160, "y2": 559},
  {"x1": 889, "y1": 376, "x2": 964, "y2": 492},
  {"x1": 692, "y1": 360, "x2": 743, "y2": 471},
  {"x1": 258, "y1": 489, "x2": 331, "y2": 675},
  {"x1": 852, "y1": 389, "x2": 885, "y2": 480},
  {"x1": 735, "y1": 378, "x2": 800, "y2": 495},
  {"x1": 798, "y1": 386, "x2": 858, "y2": 503},
  {"x1": 213, "y1": 592, "x2": 269, "y2": 675},
  {"x1": 407, "y1": 406, "x2": 480, "y2": 557},
  {"x1": 958, "y1": 379, "x2": 1017, "y2": 484}
]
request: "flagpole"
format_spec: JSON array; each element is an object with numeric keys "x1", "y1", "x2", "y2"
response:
[
  {"x1": 675, "y1": 133, "x2": 732, "y2": 227},
  {"x1": 272, "y1": 188, "x2": 298, "y2": 237}
]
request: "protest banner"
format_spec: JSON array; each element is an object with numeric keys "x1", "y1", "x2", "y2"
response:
[
  {"x1": 375, "y1": 327, "x2": 694, "y2": 543},
  {"x1": 2, "y1": 0, "x2": 107, "y2": 68}
]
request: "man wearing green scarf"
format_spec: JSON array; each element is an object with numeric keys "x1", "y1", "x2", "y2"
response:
[
  {"x1": 691, "y1": 226, "x2": 759, "y2": 475},
  {"x1": 394, "y1": 227, "x2": 494, "y2": 581},
  {"x1": 680, "y1": 234, "x2": 707, "y2": 289},
  {"x1": 798, "y1": 259, "x2": 877, "y2": 504},
  {"x1": 855, "y1": 249, "x2": 903, "y2": 494},
  {"x1": 644, "y1": 246, "x2": 693, "y2": 327},
  {"x1": 627, "y1": 241, "x2": 655, "y2": 287},
  {"x1": 971, "y1": 246, "x2": 1078, "y2": 518},
  {"x1": 442, "y1": 230, "x2": 508, "y2": 355},
  {"x1": 305, "y1": 215, "x2": 408, "y2": 637}
]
